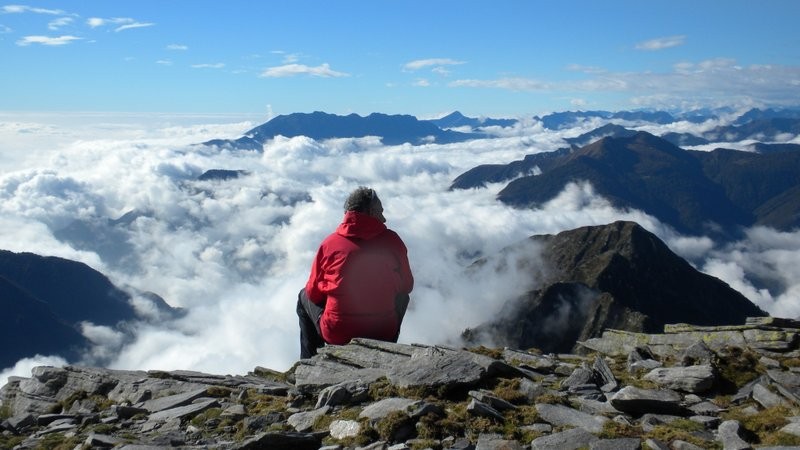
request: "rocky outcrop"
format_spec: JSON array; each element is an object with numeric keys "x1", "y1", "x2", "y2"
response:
[
  {"x1": 5, "y1": 318, "x2": 800, "y2": 449},
  {"x1": 464, "y1": 221, "x2": 766, "y2": 353}
]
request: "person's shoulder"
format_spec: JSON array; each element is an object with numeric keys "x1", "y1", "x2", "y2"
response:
[{"x1": 379, "y1": 228, "x2": 408, "y2": 246}]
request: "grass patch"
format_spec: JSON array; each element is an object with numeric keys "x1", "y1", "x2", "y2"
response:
[
  {"x1": 761, "y1": 432, "x2": 800, "y2": 446},
  {"x1": 190, "y1": 407, "x2": 222, "y2": 428},
  {"x1": 251, "y1": 366, "x2": 290, "y2": 383},
  {"x1": 92, "y1": 423, "x2": 117, "y2": 434},
  {"x1": 35, "y1": 432, "x2": 82, "y2": 450},
  {"x1": 487, "y1": 378, "x2": 529, "y2": 405},
  {"x1": 375, "y1": 410, "x2": 414, "y2": 442},
  {"x1": 781, "y1": 358, "x2": 800, "y2": 369},
  {"x1": 533, "y1": 393, "x2": 570, "y2": 406},
  {"x1": 0, "y1": 435, "x2": 24, "y2": 449},
  {"x1": 644, "y1": 424, "x2": 721, "y2": 449},
  {"x1": 599, "y1": 420, "x2": 643, "y2": 439},
  {"x1": 715, "y1": 346, "x2": 764, "y2": 393},
  {"x1": 410, "y1": 438, "x2": 441, "y2": 450},
  {"x1": 205, "y1": 386, "x2": 233, "y2": 398},
  {"x1": 0, "y1": 403, "x2": 12, "y2": 419},
  {"x1": 721, "y1": 404, "x2": 796, "y2": 444},
  {"x1": 467, "y1": 346, "x2": 504, "y2": 360},
  {"x1": 244, "y1": 392, "x2": 286, "y2": 416}
]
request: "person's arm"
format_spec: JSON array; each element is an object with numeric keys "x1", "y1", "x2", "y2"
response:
[
  {"x1": 305, "y1": 246, "x2": 328, "y2": 305},
  {"x1": 394, "y1": 235, "x2": 414, "y2": 294}
]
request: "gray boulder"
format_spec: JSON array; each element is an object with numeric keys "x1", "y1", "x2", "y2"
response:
[
  {"x1": 609, "y1": 386, "x2": 689, "y2": 416},
  {"x1": 716, "y1": 420, "x2": 752, "y2": 450},
  {"x1": 535, "y1": 402, "x2": 608, "y2": 433},
  {"x1": 642, "y1": 364, "x2": 716, "y2": 393},
  {"x1": 287, "y1": 406, "x2": 330, "y2": 432},
  {"x1": 530, "y1": 427, "x2": 599, "y2": 449}
]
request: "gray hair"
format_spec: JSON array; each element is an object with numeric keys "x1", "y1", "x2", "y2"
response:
[{"x1": 344, "y1": 186, "x2": 378, "y2": 213}]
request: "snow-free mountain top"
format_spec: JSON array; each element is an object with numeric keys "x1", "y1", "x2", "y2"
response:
[
  {"x1": 452, "y1": 131, "x2": 800, "y2": 236},
  {"x1": 203, "y1": 111, "x2": 484, "y2": 148}
]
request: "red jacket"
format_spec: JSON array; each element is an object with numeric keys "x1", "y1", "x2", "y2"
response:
[{"x1": 305, "y1": 211, "x2": 414, "y2": 345}]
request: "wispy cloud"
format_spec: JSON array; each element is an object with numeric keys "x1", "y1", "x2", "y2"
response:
[
  {"x1": 260, "y1": 63, "x2": 349, "y2": 78},
  {"x1": 404, "y1": 58, "x2": 465, "y2": 71},
  {"x1": 449, "y1": 58, "x2": 800, "y2": 108},
  {"x1": 86, "y1": 17, "x2": 106, "y2": 28},
  {"x1": 156, "y1": 59, "x2": 172, "y2": 66},
  {"x1": 86, "y1": 17, "x2": 154, "y2": 32},
  {"x1": 16, "y1": 35, "x2": 81, "y2": 46},
  {"x1": 413, "y1": 78, "x2": 431, "y2": 87},
  {"x1": 450, "y1": 77, "x2": 551, "y2": 91},
  {"x1": 566, "y1": 63, "x2": 607, "y2": 75},
  {"x1": 2, "y1": 4, "x2": 64, "y2": 15},
  {"x1": 0, "y1": 24, "x2": 11, "y2": 33},
  {"x1": 635, "y1": 35, "x2": 686, "y2": 51},
  {"x1": 166, "y1": 44, "x2": 188, "y2": 51},
  {"x1": 115, "y1": 22, "x2": 154, "y2": 32},
  {"x1": 191, "y1": 63, "x2": 225, "y2": 69},
  {"x1": 47, "y1": 16, "x2": 72, "y2": 30}
]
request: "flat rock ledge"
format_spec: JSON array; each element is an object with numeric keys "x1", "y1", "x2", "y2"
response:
[{"x1": 5, "y1": 319, "x2": 800, "y2": 449}]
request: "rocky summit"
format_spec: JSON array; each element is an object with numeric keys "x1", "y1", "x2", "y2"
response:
[
  {"x1": 6, "y1": 318, "x2": 800, "y2": 449},
  {"x1": 464, "y1": 221, "x2": 767, "y2": 354}
]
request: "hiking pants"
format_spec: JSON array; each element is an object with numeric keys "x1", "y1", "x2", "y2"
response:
[{"x1": 296, "y1": 288, "x2": 410, "y2": 359}]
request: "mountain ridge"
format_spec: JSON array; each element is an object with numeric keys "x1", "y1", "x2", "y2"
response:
[
  {"x1": 203, "y1": 111, "x2": 484, "y2": 148},
  {"x1": 464, "y1": 220, "x2": 766, "y2": 353},
  {"x1": 452, "y1": 131, "x2": 800, "y2": 235}
]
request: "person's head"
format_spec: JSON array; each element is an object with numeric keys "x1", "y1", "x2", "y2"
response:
[{"x1": 344, "y1": 186, "x2": 385, "y2": 223}]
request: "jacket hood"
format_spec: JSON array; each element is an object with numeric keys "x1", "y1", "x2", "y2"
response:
[{"x1": 336, "y1": 211, "x2": 387, "y2": 240}]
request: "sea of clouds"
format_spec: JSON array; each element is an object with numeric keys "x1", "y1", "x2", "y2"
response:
[{"x1": 1, "y1": 111, "x2": 798, "y2": 387}]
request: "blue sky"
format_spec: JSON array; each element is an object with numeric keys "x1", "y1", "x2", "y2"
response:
[{"x1": 1, "y1": 0, "x2": 799, "y2": 118}]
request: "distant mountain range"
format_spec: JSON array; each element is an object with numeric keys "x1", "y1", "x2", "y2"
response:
[
  {"x1": 201, "y1": 108, "x2": 800, "y2": 152},
  {"x1": 464, "y1": 221, "x2": 766, "y2": 353},
  {"x1": 204, "y1": 111, "x2": 484, "y2": 149},
  {"x1": 424, "y1": 111, "x2": 517, "y2": 129},
  {"x1": 0, "y1": 250, "x2": 180, "y2": 368},
  {"x1": 452, "y1": 131, "x2": 800, "y2": 236}
]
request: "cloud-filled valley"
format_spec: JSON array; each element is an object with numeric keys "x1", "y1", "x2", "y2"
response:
[{"x1": 1, "y1": 110, "x2": 799, "y2": 387}]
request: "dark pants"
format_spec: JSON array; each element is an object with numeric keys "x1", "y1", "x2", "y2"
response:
[{"x1": 296, "y1": 288, "x2": 410, "y2": 359}]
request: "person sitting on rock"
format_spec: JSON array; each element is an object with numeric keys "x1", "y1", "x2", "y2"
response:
[{"x1": 296, "y1": 186, "x2": 414, "y2": 358}]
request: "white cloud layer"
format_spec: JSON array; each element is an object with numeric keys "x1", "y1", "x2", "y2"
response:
[
  {"x1": 636, "y1": 35, "x2": 686, "y2": 51},
  {"x1": 0, "y1": 113, "x2": 797, "y2": 384},
  {"x1": 16, "y1": 34, "x2": 81, "y2": 46},
  {"x1": 2, "y1": 5, "x2": 63, "y2": 15},
  {"x1": 452, "y1": 58, "x2": 800, "y2": 109},
  {"x1": 404, "y1": 58, "x2": 465, "y2": 71},
  {"x1": 260, "y1": 63, "x2": 349, "y2": 78}
]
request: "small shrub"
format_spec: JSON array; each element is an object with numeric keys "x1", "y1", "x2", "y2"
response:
[
  {"x1": 467, "y1": 346, "x2": 504, "y2": 360},
  {"x1": 205, "y1": 386, "x2": 233, "y2": 398},
  {"x1": 489, "y1": 378, "x2": 529, "y2": 405}
]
